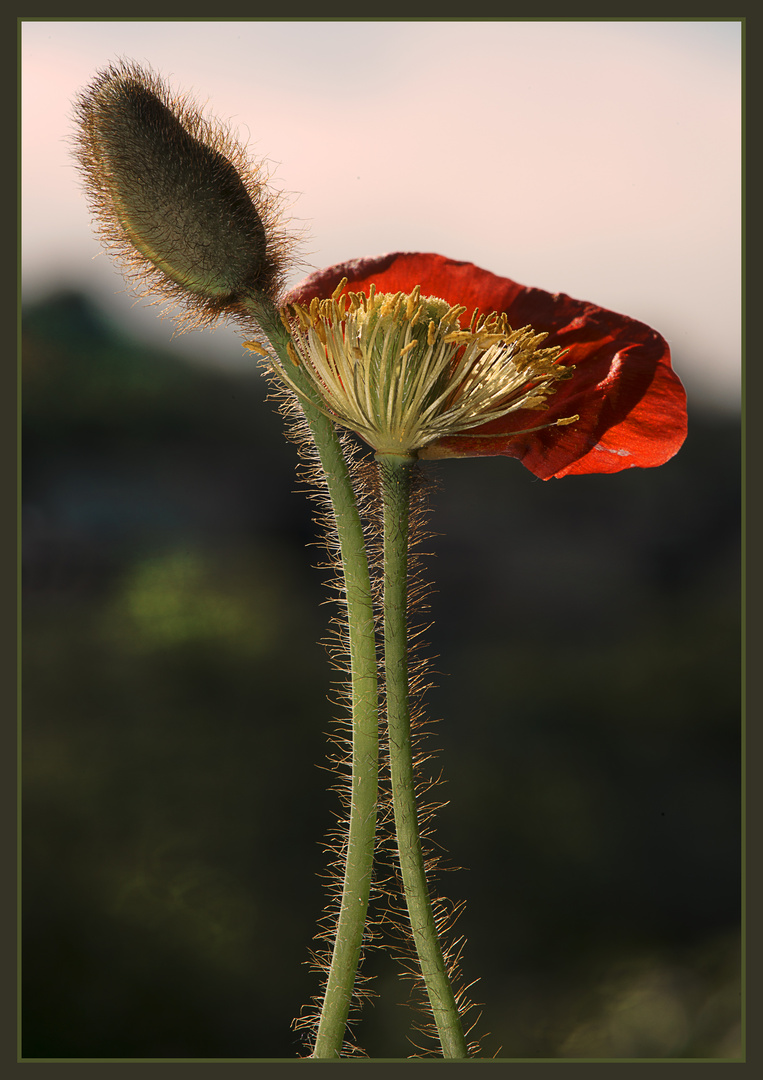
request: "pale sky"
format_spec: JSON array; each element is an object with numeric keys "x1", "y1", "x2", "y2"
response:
[{"x1": 21, "y1": 19, "x2": 742, "y2": 411}]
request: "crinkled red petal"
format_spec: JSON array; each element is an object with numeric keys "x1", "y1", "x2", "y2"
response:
[{"x1": 286, "y1": 252, "x2": 688, "y2": 480}]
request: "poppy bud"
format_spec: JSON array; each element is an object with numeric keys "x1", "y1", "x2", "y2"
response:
[{"x1": 73, "y1": 60, "x2": 292, "y2": 325}]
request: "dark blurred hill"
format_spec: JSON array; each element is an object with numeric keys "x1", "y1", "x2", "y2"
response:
[{"x1": 21, "y1": 290, "x2": 741, "y2": 1060}]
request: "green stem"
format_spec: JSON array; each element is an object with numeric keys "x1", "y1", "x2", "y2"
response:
[
  {"x1": 243, "y1": 295, "x2": 379, "y2": 1059},
  {"x1": 378, "y1": 453, "x2": 468, "y2": 1059},
  {"x1": 306, "y1": 407, "x2": 378, "y2": 1059}
]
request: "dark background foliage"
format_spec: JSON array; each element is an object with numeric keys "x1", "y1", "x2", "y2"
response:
[{"x1": 21, "y1": 291, "x2": 741, "y2": 1060}]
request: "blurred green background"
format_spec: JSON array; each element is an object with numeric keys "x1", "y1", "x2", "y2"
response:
[{"x1": 21, "y1": 291, "x2": 741, "y2": 1060}]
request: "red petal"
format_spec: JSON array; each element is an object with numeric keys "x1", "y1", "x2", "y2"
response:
[{"x1": 286, "y1": 253, "x2": 688, "y2": 480}]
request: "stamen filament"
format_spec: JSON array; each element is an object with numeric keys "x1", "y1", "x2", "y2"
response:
[{"x1": 277, "y1": 286, "x2": 575, "y2": 457}]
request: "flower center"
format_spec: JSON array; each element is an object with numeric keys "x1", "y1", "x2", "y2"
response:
[{"x1": 272, "y1": 280, "x2": 576, "y2": 455}]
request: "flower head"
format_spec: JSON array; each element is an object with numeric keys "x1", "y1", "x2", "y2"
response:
[
  {"x1": 277, "y1": 281, "x2": 577, "y2": 458},
  {"x1": 286, "y1": 253, "x2": 688, "y2": 479},
  {"x1": 72, "y1": 60, "x2": 295, "y2": 328}
]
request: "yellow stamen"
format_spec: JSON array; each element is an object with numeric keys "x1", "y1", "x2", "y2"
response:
[
  {"x1": 275, "y1": 285, "x2": 576, "y2": 456},
  {"x1": 243, "y1": 340, "x2": 270, "y2": 358},
  {"x1": 331, "y1": 276, "x2": 348, "y2": 301}
]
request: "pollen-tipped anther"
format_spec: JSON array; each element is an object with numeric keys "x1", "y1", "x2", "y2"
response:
[{"x1": 276, "y1": 285, "x2": 577, "y2": 455}]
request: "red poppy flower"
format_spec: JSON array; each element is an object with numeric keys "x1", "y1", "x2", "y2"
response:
[{"x1": 285, "y1": 252, "x2": 688, "y2": 480}]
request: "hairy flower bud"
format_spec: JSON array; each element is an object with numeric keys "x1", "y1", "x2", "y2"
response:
[{"x1": 72, "y1": 60, "x2": 294, "y2": 326}]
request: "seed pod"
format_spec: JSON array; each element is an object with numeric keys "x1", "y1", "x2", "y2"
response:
[{"x1": 72, "y1": 60, "x2": 293, "y2": 326}]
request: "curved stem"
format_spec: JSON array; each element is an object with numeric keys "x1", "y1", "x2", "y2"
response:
[
  {"x1": 243, "y1": 295, "x2": 379, "y2": 1059},
  {"x1": 377, "y1": 453, "x2": 468, "y2": 1059},
  {"x1": 306, "y1": 407, "x2": 378, "y2": 1059}
]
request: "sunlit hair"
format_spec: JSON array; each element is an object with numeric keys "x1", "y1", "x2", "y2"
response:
[{"x1": 72, "y1": 59, "x2": 298, "y2": 329}]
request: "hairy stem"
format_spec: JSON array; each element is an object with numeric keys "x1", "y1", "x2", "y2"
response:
[
  {"x1": 377, "y1": 453, "x2": 468, "y2": 1059},
  {"x1": 307, "y1": 408, "x2": 378, "y2": 1059},
  {"x1": 243, "y1": 295, "x2": 379, "y2": 1059}
]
